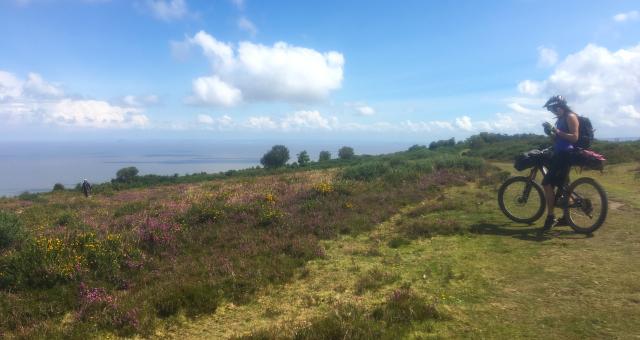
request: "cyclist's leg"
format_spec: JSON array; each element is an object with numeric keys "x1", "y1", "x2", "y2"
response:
[{"x1": 541, "y1": 151, "x2": 571, "y2": 229}]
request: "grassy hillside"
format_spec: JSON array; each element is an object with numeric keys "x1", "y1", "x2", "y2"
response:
[{"x1": 1, "y1": 136, "x2": 639, "y2": 339}]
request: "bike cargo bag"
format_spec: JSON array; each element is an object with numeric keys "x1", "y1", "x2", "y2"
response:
[
  {"x1": 514, "y1": 149, "x2": 546, "y2": 171},
  {"x1": 573, "y1": 149, "x2": 606, "y2": 170}
]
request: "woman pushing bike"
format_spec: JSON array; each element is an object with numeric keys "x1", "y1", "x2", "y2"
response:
[{"x1": 540, "y1": 95, "x2": 579, "y2": 231}]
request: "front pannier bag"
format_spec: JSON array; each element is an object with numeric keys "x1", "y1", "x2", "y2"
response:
[{"x1": 514, "y1": 149, "x2": 549, "y2": 171}]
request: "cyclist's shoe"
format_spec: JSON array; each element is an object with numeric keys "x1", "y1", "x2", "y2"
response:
[
  {"x1": 555, "y1": 215, "x2": 569, "y2": 226},
  {"x1": 541, "y1": 215, "x2": 556, "y2": 232}
]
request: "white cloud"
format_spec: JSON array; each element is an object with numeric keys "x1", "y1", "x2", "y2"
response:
[
  {"x1": 146, "y1": 0, "x2": 190, "y2": 21},
  {"x1": 197, "y1": 113, "x2": 214, "y2": 124},
  {"x1": 245, "y1": 116, "x2": 278, "y2": 130},
  {"x1": 196, "y1": 114, "x2": 234, "y2": 129},
  {"x1": 122, "y1": 94, "x2": 159, "y2": 107},
  {"x1": 619, "y1": 105, "x2": 640, "y2": 119},
  {"x1": 238, "y1": 17, "x2": 257, "y2": 36},
  {"x1": 356, "y1": 105, "x2": 375, "y2": 116},
  {"x1": 0, "y1": 70, "x2": 149, "y2": 129},
  {"x1": 505, "y1": 43, "x2": 640, "y2": 136},
  {"x1": 0, "y1": 71, "x2": 24, "y2": 100},
  {"x1": 455, "y1": 116, "x2": 473, "y2": 131},
  {"x1": 183, "y1": 31, "x2": 344, "y2": 106},
  {"x1": 281, "y1": 110, "x2": 334, "y2": 130},
  {"x1": 517, "y1": 80, "x2": 542, "y2": 95},
  {"x1": 191, "y1": 76, "x2": 242, "y2": 107},
  {"x1": 613, "y1": 10, "x2": 639, "y2": 22},
  {"x1": 537, "y1": 46, "x2": 558, "y2": 67},
  {"x1": 48, "y1": 99, "x2": 148, "y2": 128}
]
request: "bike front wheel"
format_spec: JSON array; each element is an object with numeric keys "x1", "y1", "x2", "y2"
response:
[
  {"x1": 498, "y1": 176, "x2": 546, "y2": 224},
  {"x1": 564, "y1": 177, "x2": 608, "y2": 234}
]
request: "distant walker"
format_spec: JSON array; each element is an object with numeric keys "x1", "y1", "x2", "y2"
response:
[{"x1": 81, "y1": 179, "x2": 92, "y2": 198}]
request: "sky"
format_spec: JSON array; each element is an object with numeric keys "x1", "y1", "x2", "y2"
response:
[{"x1": 1, "y1": 0, "x2": 640, "y2": 143}]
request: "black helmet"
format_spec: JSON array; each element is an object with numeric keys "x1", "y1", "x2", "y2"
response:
[{"x1": 543, "y1": 95, "x2": 567, "y2": 109}]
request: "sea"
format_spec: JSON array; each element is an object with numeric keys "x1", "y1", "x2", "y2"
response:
[{"x1": 0, "y1": 140, "x2": 412, "y2": 197}]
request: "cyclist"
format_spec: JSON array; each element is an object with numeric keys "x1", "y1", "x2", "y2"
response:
[{"x1": 541, "y1": 95, "x2": 580, "y2": 231}]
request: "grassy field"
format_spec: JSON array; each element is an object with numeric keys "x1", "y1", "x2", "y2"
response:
[
  {"x1": 159, "y1": 162, "x2": 640, "y2": 339},
  {"x1": 1, "y1": 144, "x2": 638, "y2": 339}
]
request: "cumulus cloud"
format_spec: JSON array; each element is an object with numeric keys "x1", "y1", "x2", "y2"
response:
[
  {"x1": 146, "y1": 0, "x2": 190, "y2": 21},
  {"x1": 181, "y1": 31, "x2": 344, "y2": 106},
  {"x1": 0, "y1": 70, "x2": 148, "y2": 129},
  {"x1": 196, "y1": 114, "x2": 233, "y2": 129},
  {"x1": 516, "y1": 43, "x2": 640, "y2": 135},
  {"x1": 238, "y1": 17, "x2": 257, "y2": 36},
  {"x1": 613, "y1": 10, "x2": 639, "y2": 22},
  {"x1": 455, "y1": 116, "x2": 473, "y2": 131},
  {"x1": 537, "y1": 46, "x2": 558, "y2": 67}
]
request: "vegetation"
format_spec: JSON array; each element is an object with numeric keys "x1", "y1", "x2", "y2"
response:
[
  {"x1": 52, "y1": 183, "x2": 65, "y2": 191},
  {"x1": 318, "y1": 150, "x2": 331, "y2": 162},
  {"x1": 338, "y1": 146, "x2": 355, "y2": 160},
  {"x1": 260, "y1": 145, "x2": 290, "y2": 169},
  {"x1": 1, "y1": 133, "x2": 639, "y2": 338},
  {"x1": 297, "y1": 150, "x2": 310, "y2": 167},
  {"x1": 114, "y1": 166, "x2": 140, "y2": 183}
]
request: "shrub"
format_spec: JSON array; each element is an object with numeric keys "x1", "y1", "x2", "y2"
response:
[
  {"x1": 318, "y1": 150, "x2": 331, "y2": 162},
  {"x1": 338, "y1": 146, "x2": 355, "y2": 160},
  {"x1": 342, "y1": 162, "x2": 391, "y2": 181},
  {"x1": 114, "y1": 167, "x2": 139, "y2": 183},
  {"x1": 297, "y1": 150, "x2": 311, "y2": 167},
  {"x1": 52, "y1": 183, "x2": 65, "y2": 191},
  {"x1": 260, "y1": 145, "x2": 290, "y2": 169},
  {"x1": 0, "y1": 211, "x2": 25, "y2": 250}
]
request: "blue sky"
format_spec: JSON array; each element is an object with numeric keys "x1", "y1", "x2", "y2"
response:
[{"x1": 1, "y1": 0, "x2": 640, "y2": 142}]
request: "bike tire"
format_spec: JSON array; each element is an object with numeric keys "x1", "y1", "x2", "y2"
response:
[
  {"x1": 564, "y1": 177, "x2": 608, "y2": 234},
  {"x1": 498, "y1": 176, "x2": 546, "y2": 224}
]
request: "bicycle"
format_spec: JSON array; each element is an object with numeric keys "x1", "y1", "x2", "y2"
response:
[{"x1": 497, "y1": 150, "x2": 608, "y2": 234}]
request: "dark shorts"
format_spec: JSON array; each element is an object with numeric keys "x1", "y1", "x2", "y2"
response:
[{"x1": 542, "y1": 150, "x2": 573, "y2": 188}]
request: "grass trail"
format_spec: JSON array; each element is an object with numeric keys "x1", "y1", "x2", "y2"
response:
[{"x1": 160, "y1": 162, "x2": 640, "y2": 339}]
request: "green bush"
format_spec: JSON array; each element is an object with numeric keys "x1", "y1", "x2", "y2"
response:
[
  {"x1": 114, "y1": 167, "x2": 139, "y2": 183},
  {"x1": 297, "y1": 150, "x2": 311, "y2": 167},
  {"x1": 52, "y1": 183, "x2": 65, "y2": 191},
  {"x1": 318, "y1": 150, "x2": 331, "y2": 162},
  {"x1": 0, "y1": 211, "x2": 25, "y2": 250},
  {"x1": 260, "y1": 145, "x2": 290, "y2": 169},
  {"x1": 338, "y1": 146, "x2": 355, "y2": 160}
]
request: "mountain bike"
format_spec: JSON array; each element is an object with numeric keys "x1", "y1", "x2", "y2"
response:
[{"x1": 497, "y1": 158, "x2": 608, "y2": 234}]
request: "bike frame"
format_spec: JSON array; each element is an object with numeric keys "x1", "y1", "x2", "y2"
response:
[{"x1": 526, "y1": 165, "x2": 579, "y2": 209}]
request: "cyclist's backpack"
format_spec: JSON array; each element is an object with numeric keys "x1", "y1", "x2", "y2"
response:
[{"x1": 576, "y1": 115, "x2": 594, "y2": 149}]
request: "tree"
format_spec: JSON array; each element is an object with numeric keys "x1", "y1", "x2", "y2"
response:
[
  {"x1": 297, "y1": 150, "x2": 310, "y2": 167},
  {"x1": 338, "y1": 146, "x2": 355, "y2": 160},
  {"x1": 260, "y1": 145, "x2": 290, "y2": 168},
  {"x1": 318, "y1": 150, "x2": 331, "y2": 162},
  {"x1": 52, "y1": 183, "x2": 65, "y2": 191},
  {"x1": 115, "y1": 167, "x2": 139, "y2": 183}
]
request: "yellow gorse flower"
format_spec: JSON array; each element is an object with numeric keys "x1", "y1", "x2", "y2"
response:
[{"x1": 313, "y1": 182, "x2": 334, "y2": 195}]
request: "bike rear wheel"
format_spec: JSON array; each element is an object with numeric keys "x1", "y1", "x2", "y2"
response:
[
  {"x1": 498, "y1": 176, "x2": 546, "y2": 224},
  {"x1": 564, "y1": 177, "x2": 608, "y2": 234}
]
